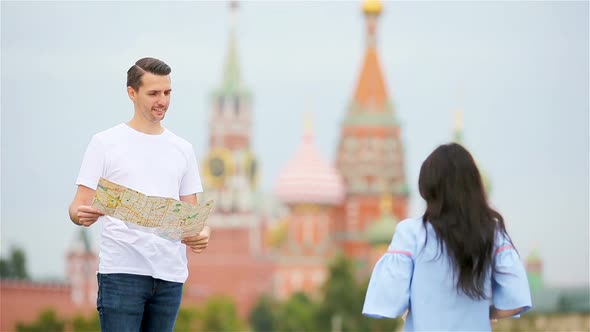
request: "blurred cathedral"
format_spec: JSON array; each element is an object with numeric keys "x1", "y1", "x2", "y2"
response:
[{"x1": 181, "y1": 0, "x2": 409, "y2": 316}]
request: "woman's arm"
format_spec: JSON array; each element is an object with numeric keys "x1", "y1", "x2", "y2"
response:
[{"x1": 490, "y1": 305, "x2": 526, "y2": 320}]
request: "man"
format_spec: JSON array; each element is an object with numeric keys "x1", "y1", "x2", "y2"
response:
[{"x1": 68, "y1": 57, "x2": 210, "y2": 332}]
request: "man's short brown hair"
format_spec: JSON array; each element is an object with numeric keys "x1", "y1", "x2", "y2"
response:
[{"x1": 127, "y1": 57, "x2": 171, "y2": 91}]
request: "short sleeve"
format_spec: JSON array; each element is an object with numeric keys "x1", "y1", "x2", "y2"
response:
[
  {"x1": 492, "y1": 235, "x2": 532, "y2": 316},
  {"x1": 179, "y1": 146, "x2": 203, "y2": 196},
  {"x1": 362, "y1": 221, "x2": 415, "y2": 319},
  {"x1": 76, "y1": 135, "x2": 106, "y2": 190}
]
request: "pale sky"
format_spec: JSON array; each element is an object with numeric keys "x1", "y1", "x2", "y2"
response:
[{"x1": 1, "y1": 1, "x2": 588, "y2": 287}]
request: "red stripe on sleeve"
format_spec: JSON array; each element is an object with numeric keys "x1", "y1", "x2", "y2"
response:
[
  {"x1": 494, "y1": 245, "x2": 514, "y2": 255},
  {"x1": 386, "y1": 250, "x2": 412, "y2": 258}
]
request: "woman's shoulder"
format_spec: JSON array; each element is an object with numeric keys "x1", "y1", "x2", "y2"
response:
[
  {"x1": 389, "y1": 217, "x2": 424, "y2": 253},
  {"x1": 493, "y1": 226, "x2": 514, "y2": 249},
  {"x1": 396, "y1": 216, "x2": 423, "y2": 233}
]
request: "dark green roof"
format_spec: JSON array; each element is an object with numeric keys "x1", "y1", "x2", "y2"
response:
[{"x1": 341, "y1": 101, "x2": 398, "y2": 127}]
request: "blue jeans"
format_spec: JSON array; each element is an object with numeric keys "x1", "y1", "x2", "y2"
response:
[{"x1": 97, "y1": 273, "x2": 183, "y2": 332}]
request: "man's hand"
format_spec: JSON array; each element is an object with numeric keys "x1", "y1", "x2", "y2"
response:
[
  {"x1": 182, "y1": 226, "x2": 211, "y2": 254},
  {"x1": 69, "y1": 185, "x2": 103, "y2": 227},
  {"x1": 75, "y1": 205, "x2": 104, "y2": 227}
]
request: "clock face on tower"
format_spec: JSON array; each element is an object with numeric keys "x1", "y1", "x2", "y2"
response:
[
  {"x1": 203, "y1": 148, "x2": 234, "y2": 188},
  {"x1": 209, "y1": 157, "x2": 225, "y2": 177}
]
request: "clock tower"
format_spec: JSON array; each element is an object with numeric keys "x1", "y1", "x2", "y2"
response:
[
  {"x1": 185, "y1": 3, "x2": 270, "y2": 314},
  {"x1": 202, "y1": 1, "x2": 258, "y2": 217}
]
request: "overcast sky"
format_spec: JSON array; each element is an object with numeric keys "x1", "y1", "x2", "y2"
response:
[{"x1": 2, "y1": 1, "x2": 588, "y2": 287}]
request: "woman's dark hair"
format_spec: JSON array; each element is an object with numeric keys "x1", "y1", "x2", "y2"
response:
[
  {"x1": 127, "y1": 57, "x2": 171, "y2": 91},
  {"x1": 418, "y1": 142, "x2": 510, "y2": 300}
]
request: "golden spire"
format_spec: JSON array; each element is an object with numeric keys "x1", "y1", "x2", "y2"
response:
[
  {"x1": 354, "y1": 0, "x2": 387, "y2": 110},
  {"x1": 454, "y1": 110, "x2": 463, "y2": 133},
  {"x1": 453, "y1": 110, "x2": 464, "y2": 144},
  {"x1": 303, "y1": 97, "x2": 315, "y2": 139},
  {"x1": 363, "y1": 0, "x2": 383, "y2": 15},
  {"x1": 303, "y1": 111, "x2": 314, "y2": 137}
]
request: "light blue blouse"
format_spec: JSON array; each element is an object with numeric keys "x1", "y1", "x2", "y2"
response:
[{"x1": 362, "y1": 217, "x2": 532, "y2": 331}]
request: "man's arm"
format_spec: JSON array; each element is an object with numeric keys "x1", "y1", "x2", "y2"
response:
[
  {"x1": 68, "y1": 185, "x2": 103, "y2": 227},
  {"x1": 180, "y1": 193, "x2": 210, "y2": 253},
  {"x1": 179, "y1": 193, "x2": 198, "y2": 206}
]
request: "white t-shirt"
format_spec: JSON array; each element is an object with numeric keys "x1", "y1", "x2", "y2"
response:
[{"x1": 76, "y1": 123, "x2": 203, "y2": 283}]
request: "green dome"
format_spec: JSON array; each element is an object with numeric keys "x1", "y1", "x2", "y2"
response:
[
  {"x1": 527, "y1": 248, "x2": 541, "y2": 263},
  {"x1": 365, "y1": 213, "x2": 398, "y2": 246}
]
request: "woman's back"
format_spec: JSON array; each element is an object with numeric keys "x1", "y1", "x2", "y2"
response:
[
  {"x1": 411, "y1": 217, "x2": 490, "y2": 330},
  {"x1": 362, "y1": 143, "x2": 531, "y2": 331},
  {"x1": 363, "y1": 217, "x2": 531, "y2": 331}
]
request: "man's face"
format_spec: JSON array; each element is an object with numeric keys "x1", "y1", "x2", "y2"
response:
[{"x1": 128, "y1": 72, "x2": 172, "y2": 123}]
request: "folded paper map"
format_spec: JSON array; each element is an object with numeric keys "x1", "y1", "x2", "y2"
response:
[{"x1": 91, "y1": 177, "x2": 214, "y2": 241}]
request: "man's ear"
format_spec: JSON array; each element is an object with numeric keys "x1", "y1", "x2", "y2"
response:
[{"x1": 127, "y1": 86, "x2": 136, "y2": 101}]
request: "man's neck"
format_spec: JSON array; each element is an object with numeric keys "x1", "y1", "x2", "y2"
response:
[{"x1": 127, "y1": 116, "x2": 164, "y2": 135}]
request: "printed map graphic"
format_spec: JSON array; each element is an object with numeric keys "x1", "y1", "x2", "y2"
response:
[{"x1": 92, "y1": 177, "x2": 214, "y2": 241}]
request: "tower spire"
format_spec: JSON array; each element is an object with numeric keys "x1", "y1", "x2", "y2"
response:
[
  {"x1": 453, "y1": 110, "x2": 464, "y2": 144},
  {"x1": 352, "y1": 0, "x2": 388, "y2": 112},
  {"x1": 362, "y1": 0, "x2": 383, "y2": 48},
  {"x1": 303, "y1": 98, "x2": 315, "y2": 142},
  {"x1": 453, "y1": 88, "x2": 465, "y2": 144},
  {"x1": 303, "y1": 112, "x2": 314, "y2": 142},
  {"x1": 230, "y1": 1, "x2": 238, "y2": 27},
  {"x1": 222, "y1": 1, "x2": 242, "y2": 94}
]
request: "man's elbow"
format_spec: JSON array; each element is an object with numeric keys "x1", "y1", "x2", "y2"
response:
[{"x1": 68, "y1": 201, "x2": 79, "y2": 224}]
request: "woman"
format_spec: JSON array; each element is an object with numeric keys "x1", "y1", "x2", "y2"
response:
[{"x1": 362, "y1": 143, "x2": 531, "y2": 331}]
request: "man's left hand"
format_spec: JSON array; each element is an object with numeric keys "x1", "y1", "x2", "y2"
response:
[{"x1": 182, "y1": 226, "x2": 211, "y2": 254}]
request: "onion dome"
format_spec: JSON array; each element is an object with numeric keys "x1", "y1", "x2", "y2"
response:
[
  {"x1": 275, "y1": 114, "x2": 344, "y2": 205},
  {"x1": 527, "y1": 249, "x2": 541, "y2": 264},
  {"x1": 362, "y1": 0, "x2": 383, "y2": 16},
  {"x1": 365, "y1": 195, "x2": 398, "y2": 246}
]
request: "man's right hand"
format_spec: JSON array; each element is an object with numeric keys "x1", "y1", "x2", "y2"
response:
[
  {"x1": 75, "y1": 205, "x2": 104, "y2": 227},
  {"x1": 69, "y1": 185, "x2": 103, "y2": 227}
]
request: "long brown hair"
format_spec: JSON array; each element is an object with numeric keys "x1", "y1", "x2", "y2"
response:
[{"x1": 418, "y1": 143, "x2": 510, "y2": 300}]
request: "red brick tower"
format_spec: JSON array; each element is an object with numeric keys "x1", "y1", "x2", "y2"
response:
[{"x1": 335, "y1": 0, "x2": 409, "y2": 269}]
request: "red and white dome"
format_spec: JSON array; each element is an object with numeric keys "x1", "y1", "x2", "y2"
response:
[{"x1": 275, "y1": 127, "x2": 344, "y2": 205}]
